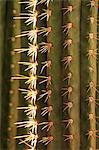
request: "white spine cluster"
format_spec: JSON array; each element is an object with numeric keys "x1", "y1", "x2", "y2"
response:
[
  {"x1": 13, "y1": 0, "x2": 53, "y2": 149},
  {"x1": 13, "y1": 1, "x2": 39, "y2": 149}
]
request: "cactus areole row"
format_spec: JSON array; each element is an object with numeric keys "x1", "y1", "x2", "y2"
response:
[{"x1": 11, "y1": 0, "x2": 99, "y2": 150}]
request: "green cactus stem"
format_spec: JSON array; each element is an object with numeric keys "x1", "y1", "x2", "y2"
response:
[
  {"x1": 0, "y1": 0, "x2": 6, "y2": 149},
  {"x1": 47, "y1": 0, "x2": 63, "y2": 149},
  {"x1": 80, "y1": 0, "x2": 98, "y2": 149},
  {"x1": 1, "y1": 0, "x2": 98, "y2": 149},
  {"x1": 7, "y1": 1, "x2": 21, "y2": 150},
  {"x1": 62, "y1": 0, "x2": 80, "y2": 150},
  {"x1": 0, "y1": 0, "x2": 6, "y2": 124}
]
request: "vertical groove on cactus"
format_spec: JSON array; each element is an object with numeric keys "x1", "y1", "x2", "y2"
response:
[
  {"x1": 37, "y1": 2, "x2": 48, "y2": 150},
  {"x1": 47, "y1": 0, "x2": 63, "y2": 149},
  {"x1": 37, "y1": 0, "x2": 54, "y2": 148},
  {"x1": 62, "y1": 0, "x2": 80, "y2": 149},
  {"x1": 80, "y1": 0, "x2": 98, "y2": 149},
  {"x1": 7, "y1": 1, "x2": 21, "y2": 150}
]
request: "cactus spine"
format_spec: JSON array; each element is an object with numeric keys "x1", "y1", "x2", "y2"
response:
[
  {"x1": 13, "y1": 0, "x2": 39, "y2": 149},
  {"x1": 12, "y1": 0, "x2": 54, "y2": 149},
  {"x1": 13, "y1": 0, "x2": 99, "y2": 149}
]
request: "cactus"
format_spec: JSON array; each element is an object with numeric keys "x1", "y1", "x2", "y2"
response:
[
  {"x1": 62, "y1": 0, "x2": 80, "y2": 149},
  {"x1": 80, "y1": 1, "x2": 98, "y2": 149},
  {"x1": 47, "y1": 0, "x2": 63, "y2": 149},
  {"x1": 96, "y1": 6, "x2": 99, "y2": 149},
  {"x1": 7, "y1": 1, "x2": 21, "y2": 149},
  {"x1": 0, "y1": 0, "x2": 6, "y2": 149},
  {"x1": 0, "y1": 0, "x2": 99, "y2": 150}
]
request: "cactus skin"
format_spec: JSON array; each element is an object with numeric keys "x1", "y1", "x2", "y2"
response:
[
  {"x1": 47, "y1": 0, "x2": 63, "y2": 149},
  {"x1": 62, "y1": 1, "x2": 80, "y2": 150},
  {"x1": 7, "y1": 1, "x2": 21, "y2": 150},
  {"x1": 96, "y1": 7, "x2": 99, "y2": 149},
  {"x1": 0, "y1": 0, "x2": 99, "y2": 150},
  {"x1": 0, "y1": 0, "x2": 6, "y2": 149},
  {"x1": 80, "y1": 1, "x2": 98, "y2": 149},
  {"x1": 0, "y1": 0, "x2": 6, "y2": 123}
]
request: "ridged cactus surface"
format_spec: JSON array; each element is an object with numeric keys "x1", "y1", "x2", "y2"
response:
[{"x1": 0, "y1": 0, "x2": 99, "y2": 150}]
